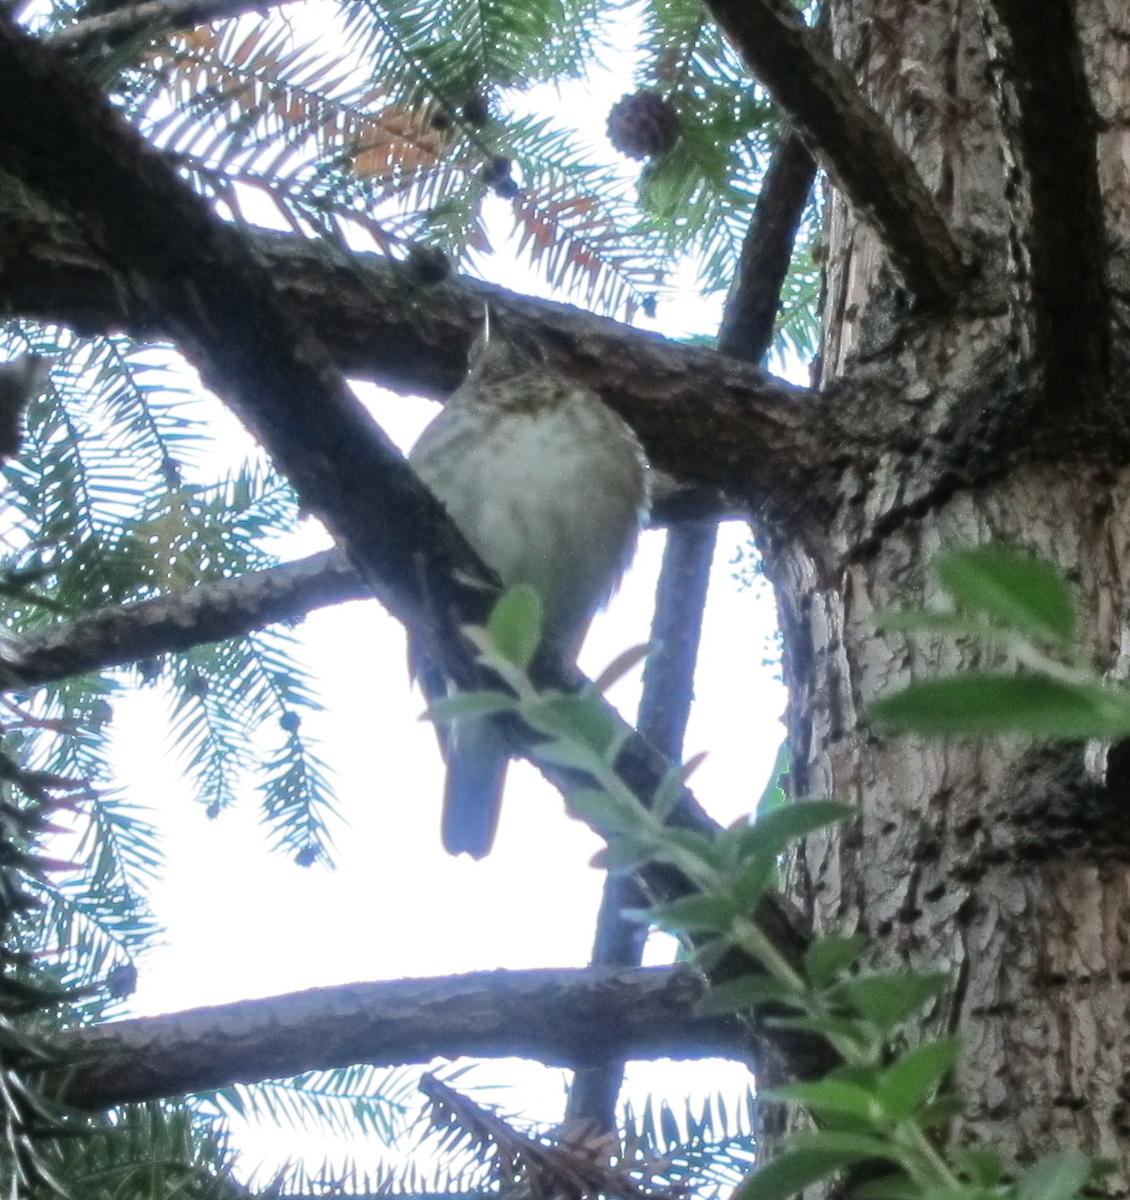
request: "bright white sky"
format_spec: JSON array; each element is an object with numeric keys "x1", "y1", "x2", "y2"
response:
[{"x1": 83, "y1": 1, "x2": 796, "y2": 1185}]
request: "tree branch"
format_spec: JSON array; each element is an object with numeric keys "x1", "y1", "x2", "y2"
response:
[
  {"x1": 48, "y1": 0, "x2": 300, "y2": 52},
  {"x1": 50, "y1": 967, "x2": 745, "y2": 1110},
  {"x1": 0, "y1": 12, "x2": 505, "y2": 697},
  {"x1": 703, "y1": 0, "x2": 966, "y2": 308},
  {"x1": 565, "y1": 520, "x2": 717, "y2": 1135},
  {"x1": 0, "y1": 550, "x2": 365, "y2": 688},
  {"x1": 0, "y1": 204, "x2": 826, "y2": 514},
  {"x1": 565, "y1": 120, "x2": 815, "y2": 1133},
  {"x1": 977, "y1": 0, "x2": 1108, "y2": 409},
  {"x1": 718, "y1": 128, "x2": 816, "y2": 363}
]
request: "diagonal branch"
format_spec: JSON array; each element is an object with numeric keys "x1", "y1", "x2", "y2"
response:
[
  {"x1": 718, "y1": 128, "x2": 816, "y2": 363},
  {"x1": 704, "y1": 0, "x2": 966, "y2": 308},
  {"x1": 976, "y1": 0, "x2": 1108, "y2": 408},
  {"x1": 47, "y1": 0, "x2": 300, "y2": 52},
  {"x1": 50, "y1": 967, "x2": 747, "y2": 1110},
  {"x1": 0, "y1": 551, "x2": 365, "y2": 688},
  {"x1": 565, "y1": 124, "x2": 816, "y2": 1135},
  {"x1": 0, "y1": 13, "x2": 500, "y2": 704}
]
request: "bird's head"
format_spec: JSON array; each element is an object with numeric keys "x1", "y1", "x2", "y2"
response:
[{"x1": 465, "y1": 309, "x2": 544, "y2": 384}]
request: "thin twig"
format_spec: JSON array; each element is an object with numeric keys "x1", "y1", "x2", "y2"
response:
[
  {"x1": 565, "y1": 113, "x2": 816, "y2": 1132},
  {"x1": 49, "y1": 0, "x2": 300, "y2": 52}
]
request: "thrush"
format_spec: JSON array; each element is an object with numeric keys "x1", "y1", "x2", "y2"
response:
[{"x1": 409, "y1": 316, "x2": 648, "y2": 858}]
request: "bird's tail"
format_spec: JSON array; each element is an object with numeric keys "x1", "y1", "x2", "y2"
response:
[{"x1": 443, "y1": 719, "x2": 509, "y2": 858}]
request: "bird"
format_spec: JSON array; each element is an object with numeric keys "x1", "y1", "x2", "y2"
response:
[{"x1": 408, "y1": 312, "x2": 648, "y2": 858}]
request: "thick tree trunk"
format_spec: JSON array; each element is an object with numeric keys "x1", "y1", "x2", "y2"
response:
[
  {"x1": 772, "y1": 469, "x2": 1130, "y2": 1168},
  {"x1": 768, "y1": 0, "x2": 1130, "y2": 1183}
]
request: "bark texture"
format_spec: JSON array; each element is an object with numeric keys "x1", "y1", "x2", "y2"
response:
[
  {"x1": 757, "y1": 0, "x2": 1130, "y2": 1182},
  {"x1": 50, "y1": 967, "x2": 744, "y2": 1111}
]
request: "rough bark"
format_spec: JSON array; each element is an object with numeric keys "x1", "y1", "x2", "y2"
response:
[
  {"x1": 706, "y1": 0, "x2": 967, "y2": 307},
  {"x1": 50, "y1": 967, "x2": 745, "y2": 1111},
  {"x1": 761, "y1": 0, "x2": 1130, "y2": 1183}
]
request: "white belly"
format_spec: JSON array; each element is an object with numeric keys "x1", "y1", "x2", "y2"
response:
[{"x1": 411, "y1": 400, "x2": 647, "y2": 646}]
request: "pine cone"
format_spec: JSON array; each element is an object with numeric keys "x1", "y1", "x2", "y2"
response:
[
  {"x1": 606, "y1": 91, "x2": 679, "y2": 159},
  {"x1": 461, "y1": 94, "x2": 490, "y2": 127}
]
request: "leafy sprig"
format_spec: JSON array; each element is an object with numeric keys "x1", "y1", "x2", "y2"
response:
[
  {"x1": 870, "y1": 546, "x2": 1130, "y2": 740},
  {"x1": 429, "y1": 578, "x2": 1114, "y2": 1200}
]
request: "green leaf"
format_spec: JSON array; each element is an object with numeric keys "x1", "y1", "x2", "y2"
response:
[
  {"x1": 935, "y1": 546, "x2": 1075, "y2": 646},
  {"x1": 914, "y1": 1094, "x2": 966, "y2": 1127},
  {"x1": 566, "y1": 788, "x2": 641, "y2": 834},
  {"x1": 526, "y1": 693, "x2": 622, "y2": 758},
  {"x1": 755, "y1": 742, "x2": 789, "y2": 818},
  {"x1": 590, "y1": 836, "x2": 658, "y2": 873},
  {"x1": 732, "y1": 1148, "x2": 850, "y2": 1200},
  {"x1": 875, "y1": 1037, "x2": 962, "y2": 1119},
  {"x1": 690, "y1": 936, "x2": 731, "y2": 973},
  {"x1": 805, "y1": 934, "x2": 868, "y2": 987},
  {"x1": 463, "y1": 626, "x2": 532, "y2": 693},
  {"x1": 789, "y1": 1130, "x2": 908, "y2": 1166},
  {"x1": 839, "y1": 973, "x2": 948, "y2": 1032},
  {"x1": 646, "y1": 892, "x2": 738, "y2": 934},
  {"x1": 650, "y1": 752, "x2": 707, "y2": 823},
  {"x1": 767, "y1": 1013, "x2": 874, "y2": 1049},
  {"x1": 1016, "y1": 1152, "x2": 1092, "y2": 1200},
  {"x1": 766, "y1": 1079, "x2": 880, "y2": 1124},
  {"x1": 951, "y1": 1147, "x2": 1005, "y2": 1187},
  {"x1": 728, "y1": 854, "x2": 777, "y2": 909},
  {"x1": 531, "y1": 737, "x2": 604, "y2": 771},
  {"x1": 658, "y1": 825, "x2": 726, "y2": 869},
  {"x1": 869, "y1": 674, "x2": 1130, "y2": 740},
  {"x1": 488, "y1": 584, "x2": 543, "y2": 668},
  {"x1": 851, "y1": 1176, "x2": 925, "y2": 1200},
  {"x1": 743, "y1": 799, "x2": 855, "y2": 858},
  {"x1": 921, "y1": 1188, "x2": 997, "y2": 1200},
  {"x1": 695, "y1": 974, "x2": 803, "y2": 1015},
  {"x1": 426, "y1": 691, "x2": 517, "y2": 724}
]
